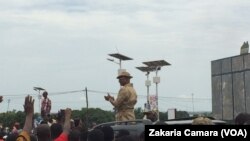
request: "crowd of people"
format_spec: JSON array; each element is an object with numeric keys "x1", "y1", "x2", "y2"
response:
[
  {"x1": 0, "y1": 71, "x2": 250, "y2": 141},
  {"x1": 0, "y1": 71, "x2": 143, "y2": 141},
  {"x1": 0, "y1": 95, "x2": 143, "y2": 141}
]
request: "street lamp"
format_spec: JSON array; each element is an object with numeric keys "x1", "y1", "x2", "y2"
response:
[
  {"x1": 136, "y1": 66, "x2": 159, "y2": 112},
  {"x1": 143, "y1": 60, "x2": 171, "y2": 121},
  {"x1": 33, "y1": 87, "x2": 45, "y2": 113},
  {"x1": 107, "y1": 53, "x2": 133, "y2": 75},
  {"x1": 7, "y1": 99, "x2": 10, "y2": 112}
]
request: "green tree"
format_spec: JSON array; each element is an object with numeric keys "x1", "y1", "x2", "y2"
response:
[
  {"x1": 175, "y1": 110, "x2": 190, "y2": 119},
  {"x1": 134, "y1": 107, "x2": 144, "y2": 119}
]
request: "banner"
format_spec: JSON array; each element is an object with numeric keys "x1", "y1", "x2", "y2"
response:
[{"x1": 149, "y1": 95, "x2": 157, "y2": 110}]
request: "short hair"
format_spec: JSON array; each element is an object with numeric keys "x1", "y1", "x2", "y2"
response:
[
  {"x1": 88, "y1": 129, "x2": 104, "y2": 141},
  {"x1": 43, "y1": 91, "x2": 48, "y2": 96},
  {"x1": 6, "y1": 133, "x2": 18, "y2": 141},
  {"x1": 50, "y1": 123, "x2": 63, "y2": 139},
  {"x1": 69, "y1": 129, "x2": 81, "y2": 141},
  {"x1": 235, "y1": 113, "x2": 250, "y2": 125},
  {"x1": 36, "y1": 124, "x2": 50, "y2": 140}
]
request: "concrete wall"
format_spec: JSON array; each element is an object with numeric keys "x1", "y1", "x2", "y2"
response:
[{"x1": 211, "y1": 53, "x2": 250, "y2": 120}]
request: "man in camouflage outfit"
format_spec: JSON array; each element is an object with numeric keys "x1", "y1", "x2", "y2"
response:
[{"x1": 105, "y1": 71, "x2": 137, "y2": 121}]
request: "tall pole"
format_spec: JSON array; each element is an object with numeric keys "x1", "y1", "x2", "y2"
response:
[
  {"x1": 119, "y1": 59, "x2": 122, "y2": 69},
  {"x1": 85, "y1": 87, "x2": 89, "y2": 128},
  {"x1": 155, "y1": 67, "x2": 159, "y2": 121},
  {"x1": 146, "y1": 72, "x2": 151, "y2": 111},
  {"x1": 146, "y1": 72, "x2": 149, "y2": 105},
  {"x1": 142, "y1": 60, "x2": 171, "y2": 121},
  {"x1": 192, "y1": 93, "x2": 194, "y2": 113},
  {"x1": 7, "y1": 99, "x2": 10, "y2": 112},
  {"x1": 38, "y1": 90, "x2": 42, "y2": 113}
]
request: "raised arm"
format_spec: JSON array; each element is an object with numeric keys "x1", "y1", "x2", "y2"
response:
[{"x1": 16, "y1": 95, "x2": 34, "y2": 141}]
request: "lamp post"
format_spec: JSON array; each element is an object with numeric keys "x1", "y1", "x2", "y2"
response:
[
  {"x1": 143, "y1": 60, "x2": 171, "y2": 121},
  {"x1": 7, "y1": 99, "x2": 10, "y2": 112},
  {"x1": 107, "y1": 53, "x2": 133, "y2": 75},
  {"x1": 33, "y1": 87, "x2": 45, "y2": 113},
  {"x1": 136, "y1": 66, "x2": 158, "y2": 112}
]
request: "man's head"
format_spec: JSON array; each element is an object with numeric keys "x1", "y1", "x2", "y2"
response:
[
  {"x1": 144, "y1": 111, "x2": 158, "y2": 122},
  {"x1": 36, "y1": 124, "x2": 51, "y2": 141},
  {"x1": 117, "y1": 71, "x2": 132, "y2": 86},
  {"x1": 43, "y1": 91, "x2": 48, "y2": 98}
]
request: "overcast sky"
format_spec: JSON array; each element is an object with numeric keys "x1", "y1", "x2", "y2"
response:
[{"x1": 1, "y1": 0, "x2": 250, "y2": 114}]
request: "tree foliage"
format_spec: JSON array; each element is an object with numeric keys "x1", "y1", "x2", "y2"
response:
[{"x1": 0, "y1": 108, "x2": 197, "y2": 129}]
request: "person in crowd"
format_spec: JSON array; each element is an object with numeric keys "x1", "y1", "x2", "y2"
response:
[
  {"x1": 16, "y1": 95, "x2": 35, "y2": 141},
  {"x1": 73, "y1": 118, "x2": 85, "y2": 131},
  {"x1": 11, "y1": 122, "x2": 21, "y2": 135},
  {"x1": 80, "y1": 130, "x2": 88, "y2": 141},
  {"x1": 68, "y1": 129, "x2": 81, "y2": 141},
  {"x1": 88, "y1": 129, "x2": 104, "y2": 141},
  {"x1": 50, "y1": 123, "x2": 63, "y2": 140},
  {"x1": 5, "y1": 133, "x2": 18, "y2": 141},
  {"x1": 104, "y1": 71, "x2": 137, "y2": 121},
  {"x1": 0, "y1": 131, "x2": 4, "y2": 141},
  {"x1": 36, "y1": 124, "x2": 51, "y2": 141},
  {"x1": 234, "y1": 112, "x2": 250, "y2": 125},
  {"x1": 41, "y1": 91, "x2": 52, "y2": 120},
  {"x1": 0, "y1": 96, "x2": 3, "y2": 103},
  {"x1": 192, "y1": 116, "x2": 214, "y2": 125},
  {"x1": 30, "y1": 134, "x2": 37, "y2": 141},
  {"x1": 143, "y1": 110, "x2": 158, "y2": 122},
  {"x1": 54, "y1": 108, "x2": 72, "y2": 141}
]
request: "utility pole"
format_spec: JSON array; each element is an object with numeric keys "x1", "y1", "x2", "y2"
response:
[
  {"x1": 7, "y1": 99, "x2": 10, "y2": 112},
  {"x1": 192, "y1": 93, "x2": 194, "y2": 113}
]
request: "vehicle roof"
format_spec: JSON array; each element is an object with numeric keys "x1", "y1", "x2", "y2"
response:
[
  {"x1": 164, "y1": 117, "x2": 227, "y2": 125},
  {"x1": 93, "y1": 119, "x2": 152, "y2": 138}
]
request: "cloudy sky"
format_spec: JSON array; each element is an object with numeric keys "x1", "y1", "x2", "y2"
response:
[{"x1": 1, "y1": 0, "x2": 250, "y2": 114}]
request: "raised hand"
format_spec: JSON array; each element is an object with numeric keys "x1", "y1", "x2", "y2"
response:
[{"x1": 23, "y1": 95, "x2": 35, "y2": 115}]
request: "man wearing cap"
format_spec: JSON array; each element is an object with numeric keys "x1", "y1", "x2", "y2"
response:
[{"x1": 105, "y1": 71, "x2": 137, "y2": 121}]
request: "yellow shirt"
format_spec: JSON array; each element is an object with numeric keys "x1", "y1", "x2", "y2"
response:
[
  {"x1": 16, "y1": 131, "x2": 30, "y2": 141},
  {"x1": 114, "y1": 83, "x2": 137, "y2": 111},
  {"x1": 113, "y1": 83, "x2": 137, "y2": 121}
]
